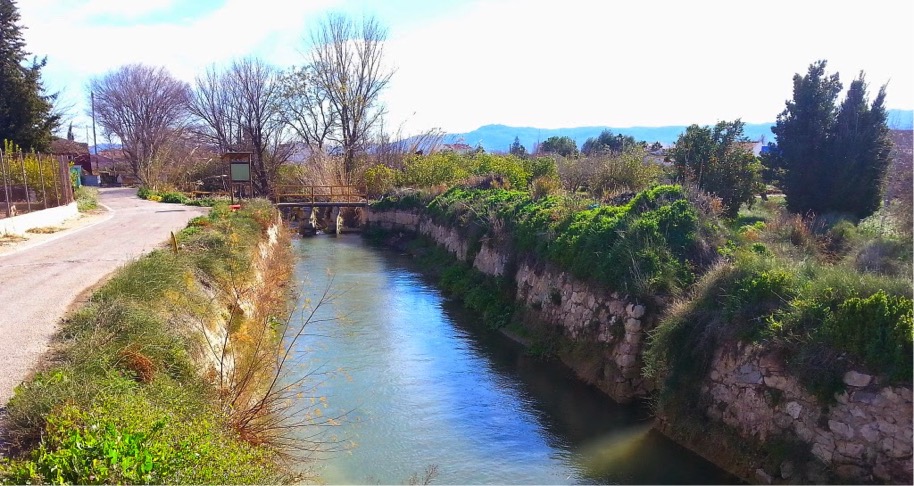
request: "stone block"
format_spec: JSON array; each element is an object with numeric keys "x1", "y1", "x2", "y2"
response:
[
  {"x1": 843, "y1": 371, "x2": 873, "y2": 387},
  {"x1": 764, "y1": 375, "x2": 789, "y2": 390},
  {"x1": 758, "y1": 352, "x2": 785, "y2": 373},
  {"x1": 754, "y1": 468, "x2": 773, "y2": 484},
  {"x1": 615, "y1": 353, "x2": 637, "y2": 368},
  {"x1": 858, "y1": 423, "x2": 880, "y2": 443},
  {"x1": 835, "y1": 465, "x2": 867, "y2": 482},
  {"x1": 780, "y1": 460, "x2": 795, "y2": 480},
  {"x1": 812, "y1": 442, "x2": 833, "y2": 462},
  {"x1": 626, "y1": 303, "x2": 646, "y2": 318},
  {"x1": 876, "y1": 420, "x2": 897, "y2": 435},
  {"x1": 624, "y1": 317, "x2": 642, "y2": 333},
  {"x1": 880, "y1": 387, "x2": 903, "y2": 404},
  {"x1": 785, "y1": 401, "x2": 803, "y2": 419},
  {"x1": 836, "y1": 440, "x2": 865, "y2": 457},
  {"x1": 829, "y1": 420, "x2": 855, "y2": 439},
  {"x1": 881, "y1": 437, "x2": 913, "y2": 458},
  {"x1": 736, "y1": 368, "x2": 763, "y2": 385}
]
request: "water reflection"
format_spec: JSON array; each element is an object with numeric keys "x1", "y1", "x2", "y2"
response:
[{"x1": 290, "y1": 234, "x2": 736, "y2": 484}]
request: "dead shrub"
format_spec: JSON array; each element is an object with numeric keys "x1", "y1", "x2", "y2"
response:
[{"x1": 116, "y1": 346, "x2": 156, "y2": 384}]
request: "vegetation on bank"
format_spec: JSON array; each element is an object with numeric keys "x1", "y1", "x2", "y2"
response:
[
  {"x1": 370, "y1": 152, "x2": 911, "y2": 417},
  {"x1": 374, "y1": 182, "x2": 721, "y2": 301},
  {"x1": 136, "y1": 186, "x2": 223, "y2": 207},
  {"x1": 645, "y1": 196, "x2": 912, "y2": 423},
  {"x1": 0, "y1": 200, "x2": 296, "y2": 484},
  {"x1": 75, "y1": 186, "x2": 99, "y2": 212}
]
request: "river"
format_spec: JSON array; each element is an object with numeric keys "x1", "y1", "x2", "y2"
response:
[{"x1": 290, "y1": 234, "x2": 736, "y2": 484}]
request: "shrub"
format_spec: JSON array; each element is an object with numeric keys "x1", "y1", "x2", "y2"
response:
[
  {"x1": 159, "y1": 191, "x2": 189, "y2": 204},
  {"x1": 1, "y1": 386, "x2": 279, "y2": 485},
  {"x1": 75, "y1": 186, "x2": 99, "y2": 212},
  {"x1": 530, "y1": 175, "x2": 561, "y2": 200},
  {"x1": 822, "y1": 291, "x2": 913, "y2": 380},
  {"x1": 364, "y1": 164, "x2": 397, "y2": 197}
]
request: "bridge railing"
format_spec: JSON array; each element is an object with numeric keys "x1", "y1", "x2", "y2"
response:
[{"x1": 272, "y1": 185, "x2": 367, "y2": 204}]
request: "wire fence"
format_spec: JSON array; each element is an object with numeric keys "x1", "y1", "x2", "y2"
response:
[{"x1": 0, "y1": 151, "x2": 76, "y2": 219}]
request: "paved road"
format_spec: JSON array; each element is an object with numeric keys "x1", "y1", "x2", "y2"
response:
[{"x1": 0, "y1": 188, "x2": 207, "y2": 406}]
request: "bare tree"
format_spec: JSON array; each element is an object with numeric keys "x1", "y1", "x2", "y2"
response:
[
  {"x1": 187, "y1": 65, "x2": 242, "y2": 154},
  {"x1": 373, "y1": 120, "x2": 444, "y2": 169},
  {"x1": 188, "y1": 58, "x2": 291, "y2": 197},
  {"x1": 278, "y1": 65, "x2": 337, "y2": 155},
  {"x1": 89, "y1": 64, "x2": 189, "y2": 187},
  {"x1": 307, "y1": 13, "x2": 393, "y2": 181}
]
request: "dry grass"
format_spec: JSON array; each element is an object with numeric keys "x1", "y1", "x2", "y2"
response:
[
  {"x1": 26, "y1": 226, "x2": 63, "y2": 234},
  {"x1": 0, "y1": 233, "x2": 27, "y2": 245}
]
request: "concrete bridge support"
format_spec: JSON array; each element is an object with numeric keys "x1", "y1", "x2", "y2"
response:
[
  {"x1": 330, "y1": 206, "x2": 342, "y2": 235},
  {"x1": 298, "y1": 207, "x2": 316, "y2": 236}
]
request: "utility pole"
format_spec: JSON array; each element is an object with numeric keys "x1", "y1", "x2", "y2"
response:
[
  {"x1": 91, "y1": 92, "x2": 98, "y2": 155},
  {"x1": 85, "y1": 126, "x2": 93, "y2": 173}
]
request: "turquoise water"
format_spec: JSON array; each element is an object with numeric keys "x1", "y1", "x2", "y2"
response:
[{"x1": 289, "y1": 234, "x2": 736, "y2": 484}]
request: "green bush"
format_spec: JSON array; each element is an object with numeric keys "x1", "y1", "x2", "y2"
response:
[
  {"x1": 800, "y1": 290, "x2": 911, "y2": 382},
  {"x1": 364, "y1": 164, "x2": 398, "y2": 197},
  {"x1": 76, "y1": 186, "x2": 99, "y2": 212},
  {"x1": 1, "y1": 384, "x2": 278, "y2": 485},
  {"x1": 137, "y1": 186, "x2": 153, "y2": 200},
  {"x1": 159, "y1": 191, "x2": 189, "y2": 204}
]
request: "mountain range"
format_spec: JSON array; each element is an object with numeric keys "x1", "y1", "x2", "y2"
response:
[
  {"x1": 87, "y1": 110, "x2": 913, "y2": 155},
  {"x1": 443, "y1": 109, "x2": 914, "y2": 153}
]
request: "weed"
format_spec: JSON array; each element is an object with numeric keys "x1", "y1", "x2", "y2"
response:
[{"x1": 75, "y1": 186, "x2": 99, "y2": 212}]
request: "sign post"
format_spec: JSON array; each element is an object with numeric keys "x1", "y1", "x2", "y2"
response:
[{"x1": 221, "y1": 152, "x2": 253, "y2": 203}]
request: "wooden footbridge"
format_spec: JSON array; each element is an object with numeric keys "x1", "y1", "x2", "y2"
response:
[
  {"x1": 272, "y1": 185, "x2": 368, "y2": 208},
  {"x1": 271, "y1": 185, "x2": 368, "y2": 235}
]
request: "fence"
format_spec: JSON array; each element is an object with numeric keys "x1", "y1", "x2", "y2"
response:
[{"x1": 0, "y1": 151, "x2": 75, "y2": 219}]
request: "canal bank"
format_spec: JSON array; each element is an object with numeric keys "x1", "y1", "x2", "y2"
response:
[{"x1": 0, "y1": 200, "x2": 296, "y2": 484}]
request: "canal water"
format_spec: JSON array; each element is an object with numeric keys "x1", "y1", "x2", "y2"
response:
[{"x1": 290, "y1": 234, "x2": 736, "y2": 484}]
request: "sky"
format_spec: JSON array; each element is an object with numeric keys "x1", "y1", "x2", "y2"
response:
[{"x1": 16, "y1": 0, "x2": 914, "y2": 143}]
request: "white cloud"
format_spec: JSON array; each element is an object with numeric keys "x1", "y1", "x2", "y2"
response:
[
  {"x1": 382, "y1": 0, "x2": 914, "y2": 134},
  {"x1": 15, "y1": 0, "x2": 914, "y2": 138}
]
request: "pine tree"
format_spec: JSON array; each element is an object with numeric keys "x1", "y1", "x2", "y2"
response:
[
  {"x1": 772, "y1": 61, "x2": 891, "y2": 219},
  {"x1": 771, "y1": 60, "x2": 842, "y2": 215},
  {"x1": 509, "y1": 136, "x2": 527, "y2": 157},
  {"x1": 0, "y1": 0, "x2": 58, "y2": 151},
  {"x1": 826, "y1": 74, "x2": 892, "y2": 218}
]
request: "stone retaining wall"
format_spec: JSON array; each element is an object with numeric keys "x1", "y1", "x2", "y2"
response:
[{"x1": 703, "y1": 343, "x2": 912, "y2": 483}]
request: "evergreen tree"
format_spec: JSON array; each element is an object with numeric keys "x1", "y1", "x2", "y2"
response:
[
  {"x1": 0, "y1": 0, "x2": 58, "y2": 151},
  {"x1": 772, "y1": 60, "x2": 891, "y2": 218},
  {"x1": 509, "y1": 136, "x2": 527, "y2": 157},
  {"x1": 827, "y1": 74, "x2": 892, "y2": 218}
]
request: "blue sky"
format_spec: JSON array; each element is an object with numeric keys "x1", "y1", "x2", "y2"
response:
[{"x1": 16, "y1": 0, "x2": 914, "y2": 142}]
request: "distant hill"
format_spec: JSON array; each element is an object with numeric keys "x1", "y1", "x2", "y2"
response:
[
  {"x1": 443, "y1": 123, "x2": 777, "y2": 153},
  {"x1": 887, "y1": 109, "x2": 913, "y2": 130},
  {"x1": 444, "y1": 109, "x2": 913, "y2": 153},
  {"x1": 89, "y1": 143, "x2": 121, "y2": 153}
]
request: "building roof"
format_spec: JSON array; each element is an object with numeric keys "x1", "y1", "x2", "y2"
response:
[{"x1": 49, "y1": 138, "x2": 90, "y2": 156}]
